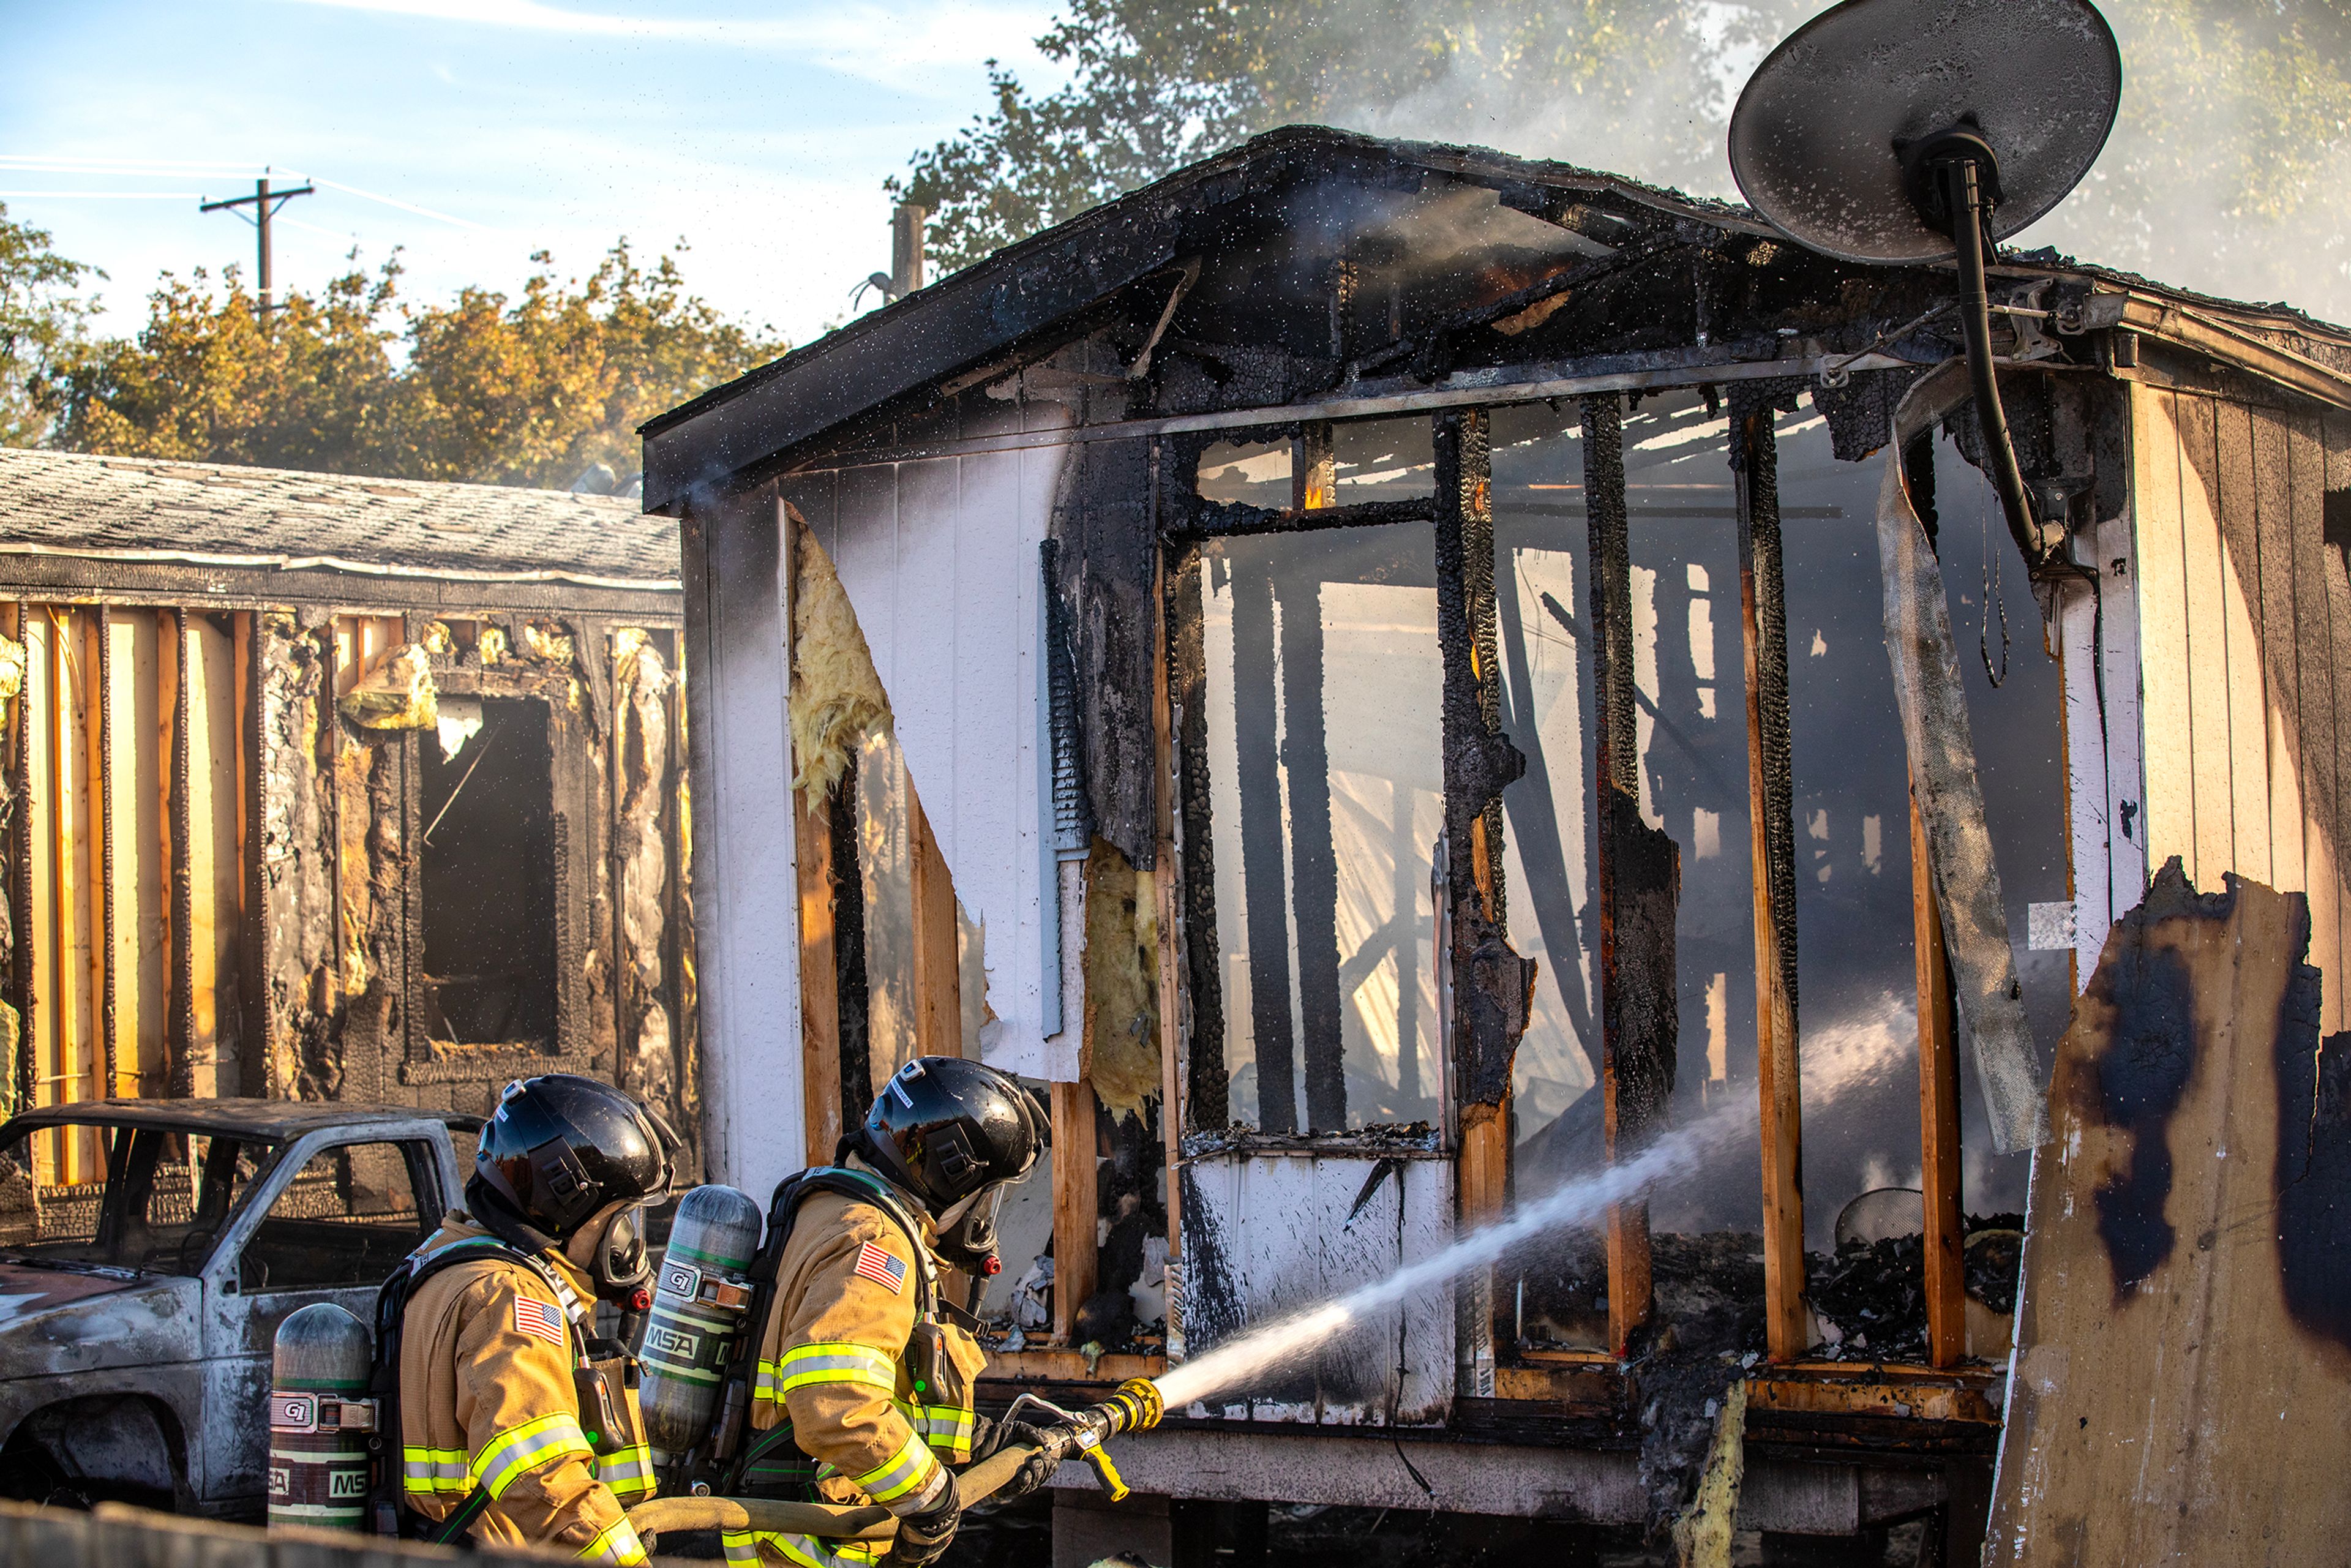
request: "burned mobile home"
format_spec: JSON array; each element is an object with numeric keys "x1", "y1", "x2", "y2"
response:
[
  {"x1": 651, "y1": 126, "x2": 2351, "y2": 1553},
  {"x1": 0, "y1": 450, "x2": 696, "y2": 1165}
]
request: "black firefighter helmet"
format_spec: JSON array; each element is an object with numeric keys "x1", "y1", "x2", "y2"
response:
[
  {"x1": 852, "y1": 1057, "x2": 1043, "y2": 1274},
  {"x1": 470, "y1": 1075, "x2": 677, "y2": 1294}
]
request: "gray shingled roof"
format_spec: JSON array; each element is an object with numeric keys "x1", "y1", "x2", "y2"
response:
[{"x1": 0, "y1": 448, "x2": 678, "y2": 589}]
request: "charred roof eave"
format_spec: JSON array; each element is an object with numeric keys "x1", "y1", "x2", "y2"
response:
[
  {"x1": 636, "y1": 126, "x2": 1777, "y2": 511},
  {"x1": 641, "y1": 126, "x2": 2351, "y2": 510}
]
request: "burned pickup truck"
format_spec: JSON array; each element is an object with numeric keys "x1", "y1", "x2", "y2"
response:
[{"x1": 0, "y1": 1098, "x2": 474, "y2": 1517}]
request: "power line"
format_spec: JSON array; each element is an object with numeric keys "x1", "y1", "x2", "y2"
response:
[{"x1": 200, "y1": 173, "x2": 315, "y2": 313}]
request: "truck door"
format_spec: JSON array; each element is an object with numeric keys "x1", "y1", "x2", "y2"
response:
[{"x1": 199, "y1": 1135, "x2": 441, "y2": 1508}]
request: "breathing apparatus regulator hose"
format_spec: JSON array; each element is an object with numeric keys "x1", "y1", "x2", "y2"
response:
[{"x1": 626, "y1": 1379, "x2": 1166, "y2": 1542}]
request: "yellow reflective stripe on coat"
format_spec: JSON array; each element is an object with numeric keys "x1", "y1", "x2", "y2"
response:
[
  {"x1": 720, "y1": 1529, "x2": 883, "y2": 1567},
  {"x1": 593, "y1": 1441, "x2": 657, "y2": 1503},
  {"x1": 473, "y1": 1411, "x2": 594, "y2": 1499},
  {"x1": 756, "y1": 1342, "x2": 898, "y2": 1405},
  {"x1": 577, "y1": 1515, "x2": 650, "y2": 1566},
  {"x1": 894, "y1": 1401, "x2": 975, "y2": 1462},
  {"x1": 852, "y1": 1430, "x2": 937, "y2": 1504},
  {"x1": 399, "y1": 1444, "x2": 471, "y2": 1497}
]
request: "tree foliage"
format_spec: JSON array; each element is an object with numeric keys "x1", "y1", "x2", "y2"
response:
[
  {"x1": 896, "y1": 0, "x2": 2351, "y2": 321},
  {"x1": 0, "y1": 203, "x2": 103, "y2": 448},
  {"x1": 42, "y1": 241, "x2": 785, "y2": 488}
]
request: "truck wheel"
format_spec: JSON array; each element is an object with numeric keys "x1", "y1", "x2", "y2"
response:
[{"x1": 0, "y1": 1397, "x2": 179, "y2": 1511}]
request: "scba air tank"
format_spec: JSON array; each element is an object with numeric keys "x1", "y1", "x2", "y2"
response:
[
  {"x1": 639, "y1": 1183, "x2": 765, "y2": 1460},
  {"x1": 267, "y1": 1302, "x2": 377, "y2": 1532}
]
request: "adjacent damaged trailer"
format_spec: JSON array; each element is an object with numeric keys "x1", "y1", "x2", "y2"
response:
[
  {"x1": 0, "y1": 451, "x2": 698, "y2": 1165},
  {"x1": 648, "y1": 126, "x2": 2351, "y2": 1557}
]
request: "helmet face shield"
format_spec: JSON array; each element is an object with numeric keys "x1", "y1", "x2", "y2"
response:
[{"x1": 935, "y1": 1179, "x2": 1013, "y2": 1276}]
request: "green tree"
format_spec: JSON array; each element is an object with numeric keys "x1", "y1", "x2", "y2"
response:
[
  {"x1": 0, "y1": 203, "x2": 103, "y2": 448},
  {"x1": 51, "y1": 240, "x2": 784, "y2": 488},
  {"x1": 896, "y1": 0, "x2": 2351, "y2": 324},
  {"x1": 896, "y1": 0, "x2": 1769, "y2": 274}
]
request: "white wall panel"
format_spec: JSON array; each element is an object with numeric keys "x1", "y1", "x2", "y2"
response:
[
  {"x1": 685, "y1": 487, "x2": 806, "y2": 1200},
  {"x1": 823, "y1": 403, "x2": 1074, "y2": 1081}
]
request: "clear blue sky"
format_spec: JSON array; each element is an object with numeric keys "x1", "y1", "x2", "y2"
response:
[{"x1": 1, "y1": 0, "x2": 1060, "y2": 350}]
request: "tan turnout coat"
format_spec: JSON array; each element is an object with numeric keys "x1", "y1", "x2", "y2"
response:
[{"x1": 396, "y1": 1214, "x2": 654, "y2": 1564}]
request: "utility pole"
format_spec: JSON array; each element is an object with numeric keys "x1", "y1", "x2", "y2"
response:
[{"x1": 200, "y1": 174, "x2": 315, "y2": 314}]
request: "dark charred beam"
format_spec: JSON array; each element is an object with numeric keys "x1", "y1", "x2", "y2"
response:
[
  {"x1": 1436, "y1": 408, "x2": 1531, "y2": 1396},
  {"x1": 1277, "y1": 559, "x2": 1347, "y2": 1133},
  {"x1": 1168, "y1": 542, "x2": 1228, "y2": 1131},
  {"x1": 1731, "y1": 388, "x2": 1807, "y2": 1361},
  {"x1": 1229, "y1": 567, "x2": 1298, "y2": 1133},
  {"x1": 1434, "y1": 410, "x2": 1532, "y2": 1109},
  {"x1": 830, "y1": 751, "x2": 872, "y2": 1146},
  {"x1": 1582, "y1": 394, "x2": 1673, "y2": 1353},
  {"x1": 1167, "y1": 495, "x2": 1435, "y2": 542}
]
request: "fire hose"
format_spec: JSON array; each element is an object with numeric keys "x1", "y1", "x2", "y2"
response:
[{"x1": 626, "y1": 1378, "x2": 1163, "y2": 1544}]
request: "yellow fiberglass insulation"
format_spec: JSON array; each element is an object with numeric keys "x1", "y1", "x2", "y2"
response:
[
  {"x1": 790, "y1": 528, "x2": 892, "y2": 801},
  {"x1": 1083, "y1": 838, "x2": 1160, "y2": 1122},
  {"x1": 338, "y1": 643, "x2": 439, "y2": 731}
]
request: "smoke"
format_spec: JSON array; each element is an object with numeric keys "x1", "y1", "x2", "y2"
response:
[{"x1": 1288, "y1": 0, "x2": 2351, "y2": 328}]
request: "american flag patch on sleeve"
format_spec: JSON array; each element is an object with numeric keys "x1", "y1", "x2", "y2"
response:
[
  {"x1": 512, "y1": 1296, "x2": 567, "y2": 1347},
  {"x1": 852, "y1": 1242, "x2": 908, "y2": 1294}
]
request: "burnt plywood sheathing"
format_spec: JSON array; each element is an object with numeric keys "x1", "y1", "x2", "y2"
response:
[
  {"x1": 1433, "y1": 410, "x2": 1535, "y2": 1112},
  {"x1": 1987, "y1": 865, "x2": 2351, "y2": 1564},
  {"x1": 1048, "y1": 438, "x2": 1158, "y2": 868},
  {"x1": 1878, "y1": 359, "x2": 2048, "y2": 1152}
]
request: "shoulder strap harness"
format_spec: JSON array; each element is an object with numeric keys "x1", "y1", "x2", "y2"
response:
[{"x1": 367, "y1": 1232, "x2": 613, "y2": 1543}]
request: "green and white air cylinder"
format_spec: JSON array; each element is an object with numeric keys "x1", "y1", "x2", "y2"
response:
[
  {"x1": 267, "y1": 1302, "x2": 376, "y2": 1531},
  {"x1": 639, "y1": 1183, "x2": 765, "y2": 1461}
]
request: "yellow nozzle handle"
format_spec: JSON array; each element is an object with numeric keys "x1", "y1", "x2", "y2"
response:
[{"x1": 1074, "y1": 1435, "x2": 1130, "y2": 1502}]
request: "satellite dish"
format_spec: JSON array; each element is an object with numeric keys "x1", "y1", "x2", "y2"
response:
[
  {"x1": 1728, "y1": 0, "x2": 2121, "y2": 265},
  {"x1": 1726, "y1": 0, "x2": 2123, "y2": 567}
]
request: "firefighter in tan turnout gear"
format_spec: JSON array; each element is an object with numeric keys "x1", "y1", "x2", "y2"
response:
[
  {"x1": 375, "y1": 1075, "x2": 677, "y2": 1562},
  {"x1": 724, "y1": 1057, "x2": 1050, "y2": 1568}
]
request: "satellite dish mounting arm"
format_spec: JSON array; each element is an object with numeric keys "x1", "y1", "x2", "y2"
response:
[{"x1": 1907, "y1": 127, "x2": 2051, "y2": 569}]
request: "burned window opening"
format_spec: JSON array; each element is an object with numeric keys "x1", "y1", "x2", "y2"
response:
[{"x1": 419, "y1": 697, "x2": 560, "y2": 1049}]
